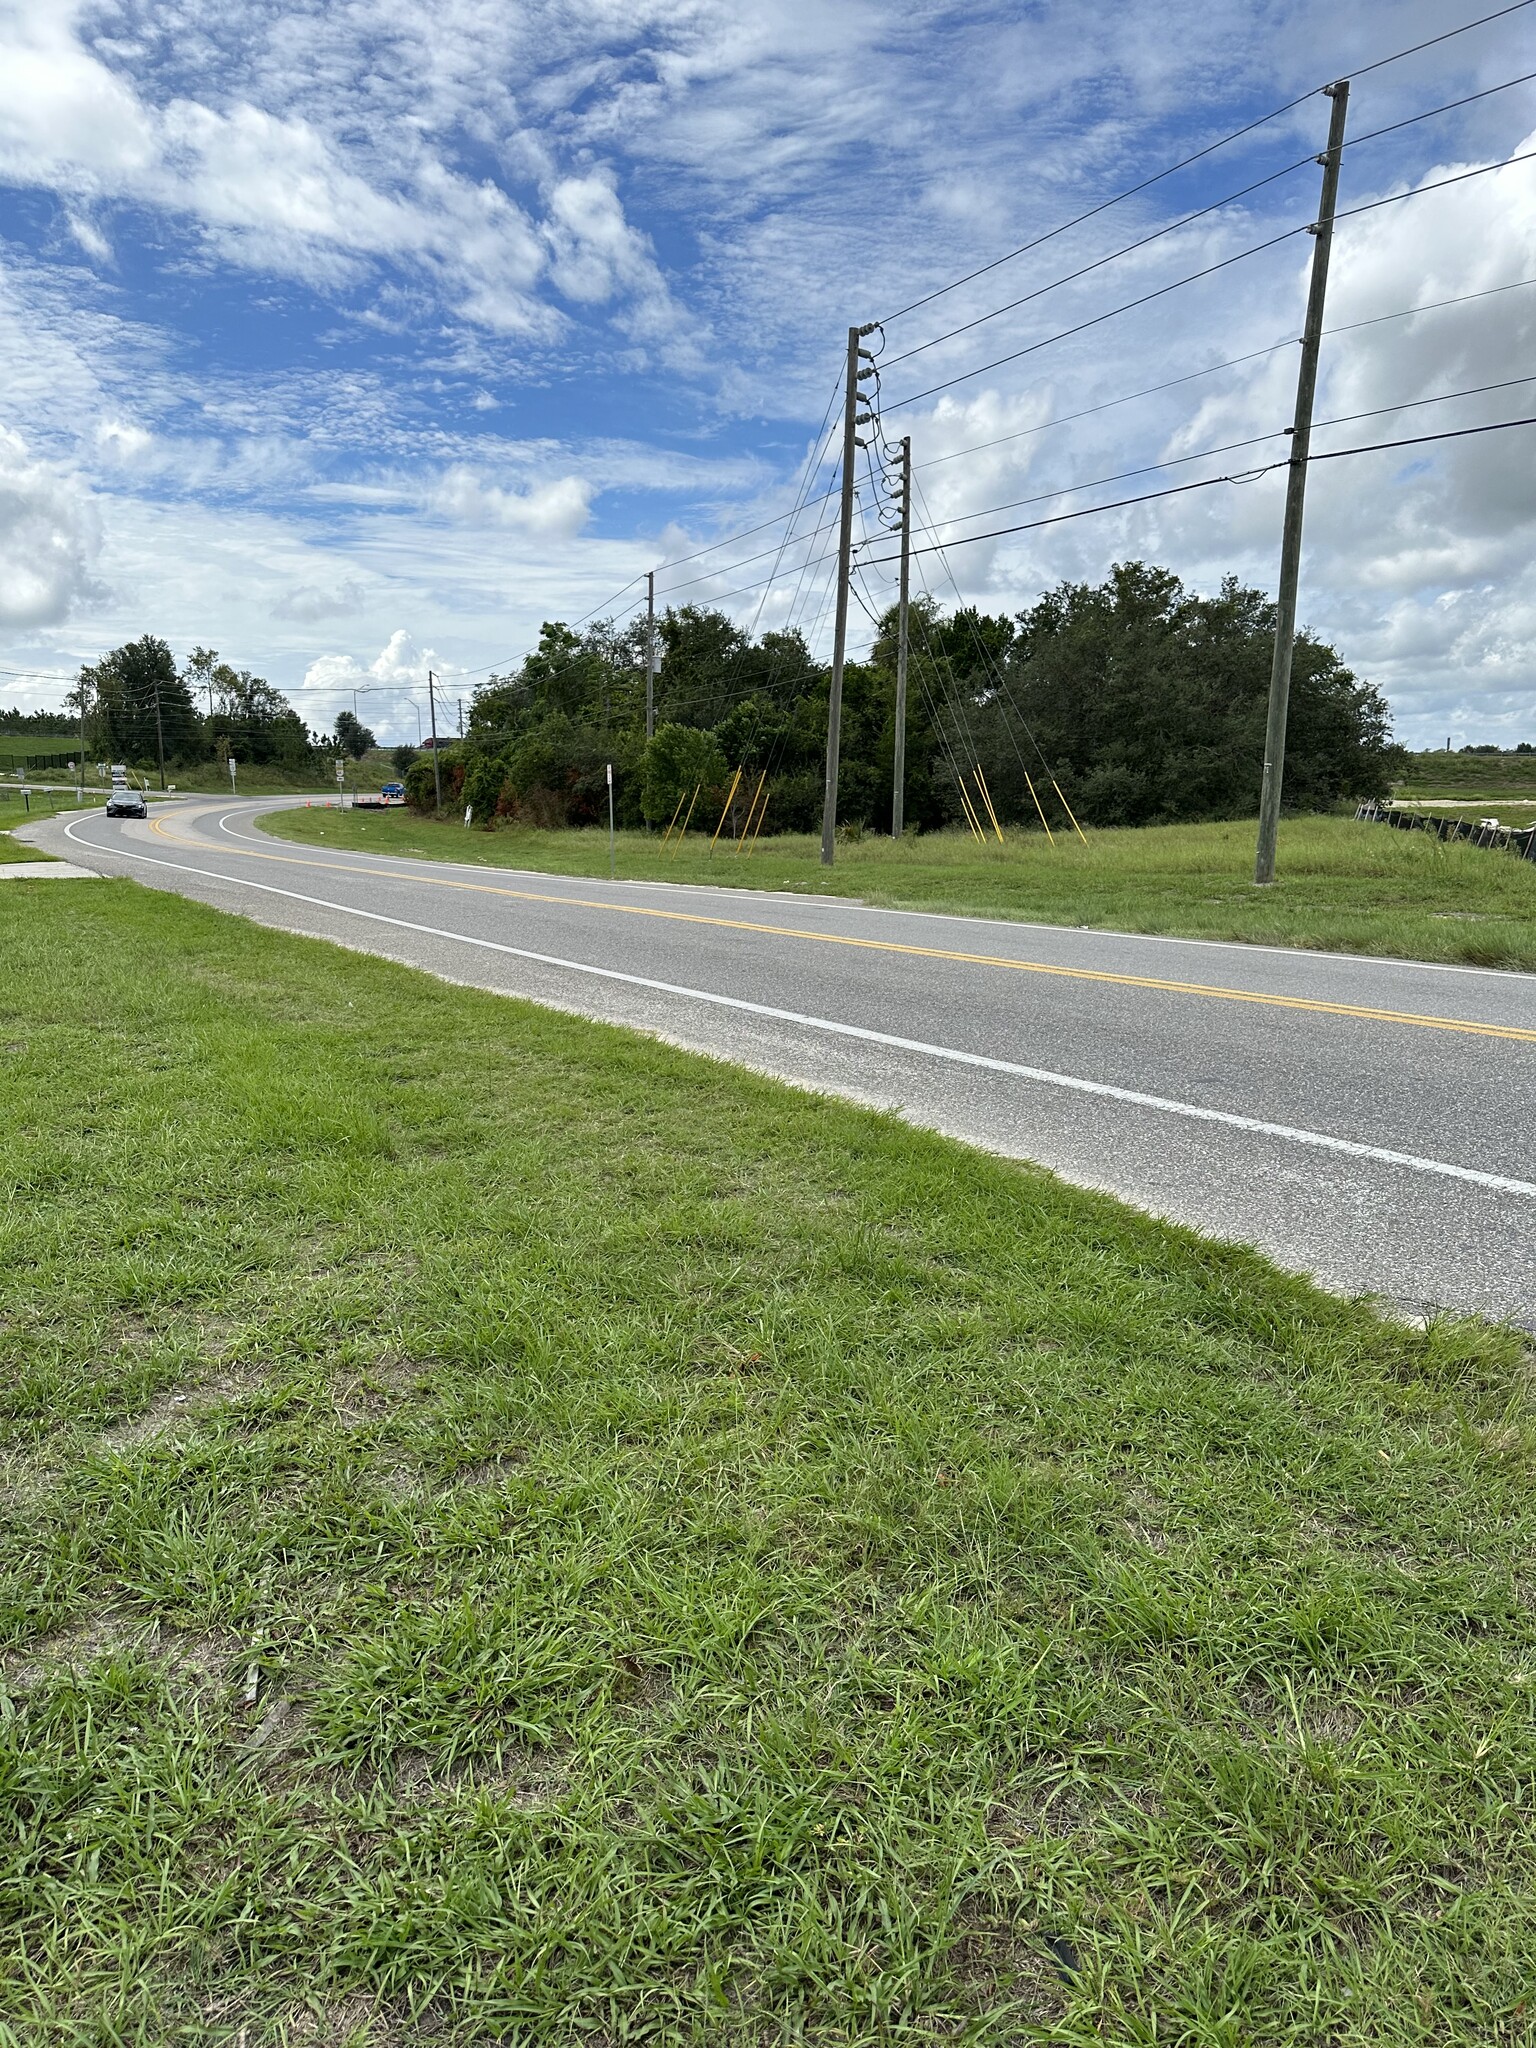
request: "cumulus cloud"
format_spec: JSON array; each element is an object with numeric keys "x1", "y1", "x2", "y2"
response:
[
  {"x1": 299, "y1": 629, "x2": 444, "y2": 744},
  {"x1": 0, "y1": 428, "x2": 102, "y2": 626},
  {"x1": 427, "y1": 466, "x2": 593, "y2": 535}
]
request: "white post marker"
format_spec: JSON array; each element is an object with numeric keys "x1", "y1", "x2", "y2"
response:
[
  {"x1": 228, "y1": 756, "x2": 238, "y2": 791},
  {"x1": 464, "y1": 805, "x2": 473, "y2": 828},
  {"x1": 607, "y1": 761, "x2": 615, "y2": 879}
]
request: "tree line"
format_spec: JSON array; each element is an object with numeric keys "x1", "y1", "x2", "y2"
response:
[
  {"x1": 64, "y1": 637, "x2": 380, "y2": 775},
  {"x1": 415, "y1": 560, "x2": 1404, "y2": 833}
]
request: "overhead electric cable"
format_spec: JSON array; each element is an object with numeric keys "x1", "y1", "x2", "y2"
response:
[
  {"x1": 879, "y1": 0, "x2": 1536, "y2": 326},
  {"x1": 882, "y1": 68, "x2": 1536, "y2": 374},
  {"x1": 861, "y1": 412, "x2": 1536, "y2": 564},
  {"x1": 903, "y1": 374, "x2": 1536, "y2": 543},
  {"x1": 885, "y1": 148, "x2": 1536, "y2": 415},
  {"x1": 911, "y1": 274, "x2": 1536, "y2": 478}
]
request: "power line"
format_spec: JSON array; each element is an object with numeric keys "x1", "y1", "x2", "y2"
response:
[
  {"x1": 884, "y1": 147, "x2": 1536, "y2": 416},
  {"x1": 879, "y1": 156, "x2": 1320, "y2": 373},
  {"x1": 902, "y1": 375, "x2": 1536, "y2": 544},
  {"x1": 878, "y1": 0, "x2": 1536, "y2": 327},
  {"x1": 910, "y1": 274, "x2": 1536, "y2": 479},
  {"x1": 861, "y1": 413, "x2": 1536, "y2": 565},
  {"x1": 881, "y1": 68, "x2": 1536, "y2": 376}
]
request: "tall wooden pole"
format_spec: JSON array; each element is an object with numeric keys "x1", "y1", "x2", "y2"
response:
[
  {"x1": 427, "y1": 669, "x2": 442, "y2": 811},
  {"x1": 152, "y1": 673, "x2": 166, "y2": 791},
  {"x1": 821, "y1": 322, "x2": 877, "y2": 866},
  {"x1": 1255, "y1": 80, "x2": 1350, "y2": 885},
  {"x1": 891, "y1": 434, "x2": 911, "y2": 839},
  {"x1": 646, "y1": 570, "x2": 656, "y2": 741}
]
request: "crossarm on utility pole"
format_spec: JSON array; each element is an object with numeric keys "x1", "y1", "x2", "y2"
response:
[{"x1": 1254, "y1": 80, "x2": 1350, "y2": 885}]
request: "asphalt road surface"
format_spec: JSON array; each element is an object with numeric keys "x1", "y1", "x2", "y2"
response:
[{"x1": 36, "y1": 795, "x2": 1536, "y2": 1328}]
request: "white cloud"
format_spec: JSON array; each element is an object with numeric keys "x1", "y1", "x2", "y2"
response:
[
  {"x1": 427, "y1": 466, "x2": 593, "y2": 535},
  {"x1": 272, "y1": 578, "x2": 369, "y2": 624},
  {"x1": 2, "y1": 0, "x2": 1535, "y2": 745},
  {"x1": 0, "y1": 427, "x2": 101, "y2": 626},
  {"x1": 0, "y1": 0, "x2": 670, "y2": 341}
]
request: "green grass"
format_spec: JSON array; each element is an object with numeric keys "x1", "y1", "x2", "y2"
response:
[
  {"x1": 0, "y1": 786, "x2": 65, "y2": 860},
  {"x1": 2, "y1": 880, "x2": 1534, "y2": 2044},
  {"x1": 0, "y1": 835, "x2": 51, "y2": 865},
  {"x1": 262, "y1": 806, "x2": 1536, "y2": 973},
  {"x1": 1396, "y1": 751, "x2": 1536, "y2": 799},
  {"x1": 0, "y1": 734, "x2": 75, "y2": 769}
]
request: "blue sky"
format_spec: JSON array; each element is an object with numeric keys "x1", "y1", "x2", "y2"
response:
[{"x1": 1, "y1": 0, "x2": 1534, "y2": 747}]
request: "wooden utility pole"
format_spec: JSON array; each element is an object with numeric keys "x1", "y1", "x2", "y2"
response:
[
  {"x1": 1255, "y1": 80, "x2": 1350, "y2": 886},
  {"x1": 821, "y1": 322, "x2": 879, "y2": 866},
  {"x1": 891, "y1": 434, "x2": 911, "y2": 838},
  {"x1": 646, "y1": 570, "x2": 657, "y2": 741},
  {"x1": 152, "y1": 672, "x2": 166, "y2": 790},
  {"x1": 427, "y1": 669, "x2": 442, "y2": 811}
]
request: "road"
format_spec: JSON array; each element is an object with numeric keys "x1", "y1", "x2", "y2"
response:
[{"x1": 36, "y1": 795, "x2": 1536, "y2": 1328}]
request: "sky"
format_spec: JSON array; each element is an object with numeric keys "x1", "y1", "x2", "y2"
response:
[{"x1": 0, "y1": 0, "x2": 1534, "y2": 749}]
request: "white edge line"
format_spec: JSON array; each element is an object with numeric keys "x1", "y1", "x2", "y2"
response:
[{"x1": 63, "y1": 816, "x2": 1536, "y2": 1201}]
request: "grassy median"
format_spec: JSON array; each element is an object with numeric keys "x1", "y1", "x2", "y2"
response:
[
  {"x1": 262, "y1": 806, "x2": 1536, "y2": 973},
  {"x1": 2, "y1": 880, "x2": 1533, "y2": 2044}
]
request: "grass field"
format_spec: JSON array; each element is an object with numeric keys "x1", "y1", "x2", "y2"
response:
[
  {"x1": 0, "y1": 788, "x2": 66, "y2": 860},
  {"x1": 263, "y1": 806, "x2": 1536, "y2": 973},
  {"x1": 2, "y1": 879, "x2": 1533, "y2": 2043},
  {"x1": 0, "y1": 733, "x2": 76, "y2": 770},
  {"x1": 1396, "y1": 751, "x2": 1536, "y2": 799}
]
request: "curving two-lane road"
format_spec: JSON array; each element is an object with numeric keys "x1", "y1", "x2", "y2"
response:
[{"x1": 37, "y1": 796, "x2": 1536, "y2": 1327}]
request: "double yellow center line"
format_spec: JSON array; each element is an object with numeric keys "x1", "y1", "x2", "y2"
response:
[{"x1": 146, "y1": 813, "x2": 1536, "y2": 1045}]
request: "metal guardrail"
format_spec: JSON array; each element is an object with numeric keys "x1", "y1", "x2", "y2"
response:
[{"x1": 1355, "y1": 800, "x2": 1536, "y2": 862}]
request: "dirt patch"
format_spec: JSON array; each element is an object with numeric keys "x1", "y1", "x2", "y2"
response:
[
  {"x1": 98, "y1": 1367, "x2": 268, "y2": 1451},
  {"x1": 1, "y1": 1614, "x2": 245, "y2": 1696}
]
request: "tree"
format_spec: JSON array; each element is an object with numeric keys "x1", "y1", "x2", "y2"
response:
[
  {"x1": 184, "y1": 647, "x2": 317, "y2": 768},
  {"x1": 391, "y1": 744, "x2": 419, "y2": 776},
  {"x1": 978, "y1": 564, "x2": 1403, "y2": 828},
  {"x1": 83, "y1": 637, "x2": 199, "y2": 767},
  {"x1": 642, "y1": 722, "x2": 728, "y2": 825},
  {"x1": 334, "y1": 709, "x2": 376, "y2": 759}
]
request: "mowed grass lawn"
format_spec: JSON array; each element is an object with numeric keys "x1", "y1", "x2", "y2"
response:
[
  {"x1": 4, "y1": 882, "x2": 1535, "y2": 2044},
  {"x1": 263, "y1": 807, "x2": 1536, "y2": 974}
]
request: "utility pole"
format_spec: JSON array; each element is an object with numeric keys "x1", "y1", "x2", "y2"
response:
[
  {"x1": 1255, "y1": 80, "x2": 1350, "y2": 886},
  {"x1": 152, "y1": 671, "x2": 166, "y2": 791},
  {"x1": 891, "y1": 433, "x2": 911, "y2": 839},
  {"x1": 457, "y1": 698, "x2": 465, "y2": 739},
  {"x1": 646, "y1": 570, "x2": 657, "y2": 741},
  {"x1": 427, "y1": 670, "x2": 442, "y2": 811},
  {"x1": 821, "y1": 321, "x2": 880, "y2": 866}
]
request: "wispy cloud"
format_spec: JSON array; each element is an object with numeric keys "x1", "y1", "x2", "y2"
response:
[{"x1": 0, "y1": 0, "x2": 1533, "y2": 742}]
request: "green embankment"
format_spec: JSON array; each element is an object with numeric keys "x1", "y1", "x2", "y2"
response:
[
  {"x1": 1396, "y1": 750, "x2": 1536, "y2": 799},
  {"x1": 262, "y1": 807, "x2": 1536, "y2": 973},
  {"x1": 1, "y1": 879, "x2": 1533, "y2": 2042}
]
